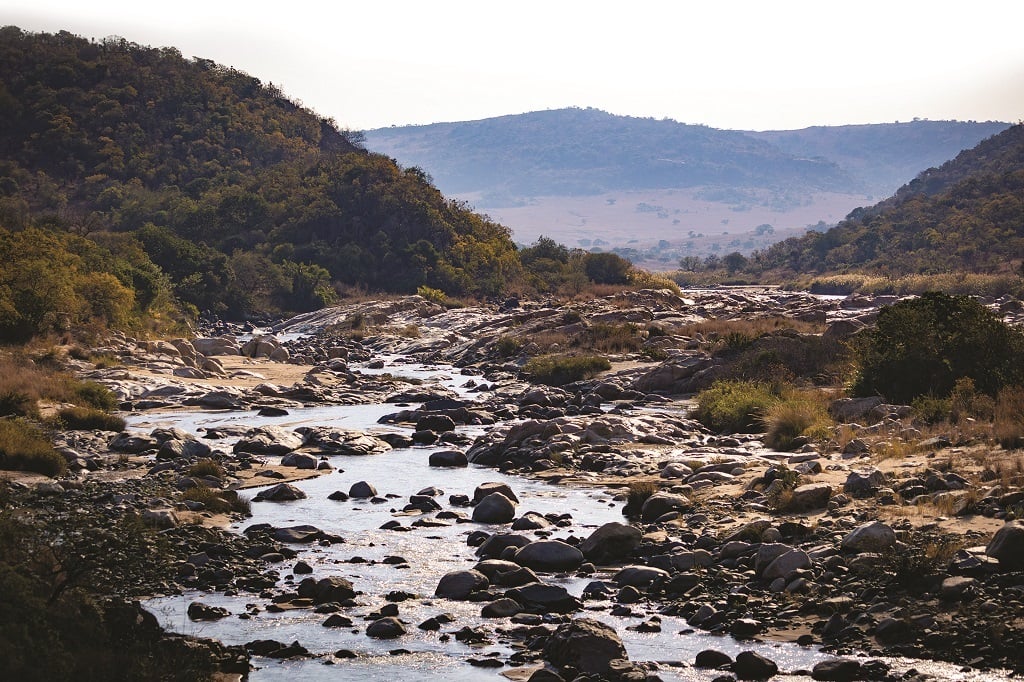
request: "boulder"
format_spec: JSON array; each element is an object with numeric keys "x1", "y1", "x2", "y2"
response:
[
  {"x1": 481, "y1": 598, "x2": 523, "y2": 618},
  {"x1": 734, "y1": 651, "x2": 778, "y2": 679},
  {"x1": 435, "y1": 569, "x2": 489, "y2": 600},
  {"x1": 253, "y1": 483, "x2": 307, "y2": 502},
  {"x1": 157, "y1": 438, "x2": 212, "y2": 461},
  {"x1": 472, "y1": 492, "x2": 517, "y2": 524},
  {"x1": 187, "y1": 601, "x2": 229, "y2": 621},
  {"x1": 844, "y1": 469, "x2": 886, "y2": 496},
  {"x1": 841, "y1": 521, "x2": 896, "y2": 553},
  {"x1": 513, "y1": 540, "x2": 585, "y2": 572},
  {"x1": 142, "y1": 508, "x2": 179, "y2": 529},
  {"x1": 578, "y1": 522, "x2": 642, "y2": 564},
  {"x1": 297, "y1": 576, "x2": 356, "y2": 604},
  {"x1": 761, "y1": 549, "x2": 812, "y2": 581},
  {"x1": 986, "y1": 521, "x2": 1024, "y2": 570},
  {"x1": 786, "y1": 483, "x2": 832, "y2": 511},
  {"x1": 542, "y1": 618, "x2": 628, "y2": 675},
  {"x1": 830, "y1": 396, "x2": 884, "y2": 421},
  {"x1": 613, "y1": 565, "x2": 669, "y2": 587},
  {"x1": 416, "y1": 414, "x2": 456, "y2": 433},
  {"x1": 298, "y1": 426, "x2": 392, "y2": 456},
  {"x1": 506, "y1": 582, "x2": 581, "y2": 613},
  {"x1": 812, "y1": 659, "x2": 863, "y2": 681},
  {"x1": 233, "y1": 426, "x2": 305, "y2": 456},
  {"x1": 281, "y1": 452, "x2": 318, "y2": 469},
  {"x1": 640, "y1": 491, "x2": 690, "y2": 522},
  {"x1": 349, "y1": 481, "x2": 377, "y2": 499},
  {"x1": 192, "y1": 337, "x2": 240, "y2": 356},
  {"x1": 366, "y1": 617, "x2": 406, "y2": 639},
  {"x1": 429, "y1": 450, "x2": 468, "y2": 467},
  {"x1": 473, "y1": 481, "x2": 519, "y2": 504}
]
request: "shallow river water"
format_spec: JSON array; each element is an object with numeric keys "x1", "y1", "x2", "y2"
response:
[{"x1": 137, "y1": 360, "x2": 1011, "y2": 681}]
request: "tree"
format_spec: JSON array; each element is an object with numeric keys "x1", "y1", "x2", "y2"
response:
[
  {"x1": 852, "y1": 292, "x2": 1024, "y2": 403},
  {"x1": 584, "y1": 252, "x2": 631, "y2": 284}
]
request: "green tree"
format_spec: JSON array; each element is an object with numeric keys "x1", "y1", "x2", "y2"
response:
[{"x1": 852, "y1": 292, "x2": 1024, "y2": 403}]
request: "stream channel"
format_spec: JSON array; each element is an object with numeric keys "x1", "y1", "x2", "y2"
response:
[{"x1": 137, "y1": 357, "x2": 1011, "y2": 681}]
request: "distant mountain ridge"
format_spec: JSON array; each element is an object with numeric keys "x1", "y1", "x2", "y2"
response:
[
  {"x1": 365, "y1": 108, "x2": 1008, "y2": 206},
  {"x1": 367, "y1": 108, "x2": 856, "y2": 205}
]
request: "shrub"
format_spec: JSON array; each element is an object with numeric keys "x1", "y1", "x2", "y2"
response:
[
  {"x1": 911, "y1": 395, "x2": 952, "y2": 425},
  {"x1": 762, "y1": 394, "x2": 833, "y2": 451},
  {"x1": 0, "y1": 389, "x2": 36, "y2": 418},
  {"x1": 416, "y1": 285, "x2": 448, "y2": 304},
  {"x1": 852, "y1": 292, "x2": 1024, "y2": 404},
  {"x1": 187, "y1": 459, "x2": 225, "y2": 479},
  {"x1": 50, "y1": 407, "x2": 126, "y2": 432},
  {"x1": 994, "y1": 386, "x2": 1024, "y2": 449},
  {"x1": 523, "y1": 354, "x2": 611, "y2": 386},
  {"x1": 623, "y1": 480, "x2": 658, "y2": 517},
  {"x1": 0, "y1": 418, "x2": 66, "y2": 477},
  {"x1": 693, "y1": 380, "x2": 778, "y2": 433},
  {"x1": 68, "y1": 380, "x2": 119, "y2": 411},
  {"x1": 182, "y1": 486, "x2": 249, "y2": 514},
  {"x1": 577, "y1": 323, "x2": 644, "y2": 353},
  {"x1": 495, "y1": 336, "x2": 522, "y2": 357}
]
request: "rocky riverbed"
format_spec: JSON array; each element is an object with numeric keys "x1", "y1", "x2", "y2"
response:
[{"x1": 7, "y1": 288, "x2": 1024, "y2": 680}]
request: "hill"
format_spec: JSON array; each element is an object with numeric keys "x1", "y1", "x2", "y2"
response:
[
  {"x1": 367, "y1": 107, "x2": 855, "y2": 202},
  {"x1": 753, "y1": 123, "x2": 1024, "y2": 276},
  {"x1": 0, "y1": 27, "x2": 521, "y2": 334},
  {"x1": 365, "y1": 110, "x2": 1008, "y2": 266},
  {"x1": 749, "y1": 120, "x2": 1010, "y2": 197}
]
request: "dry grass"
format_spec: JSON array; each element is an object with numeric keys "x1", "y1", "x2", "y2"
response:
[
  {"x1": 762, "y1": 392, "x2": 833, "y2": 451},
  {"x1": 797, "y1": 272, "x2": 1024, "y2": 298},
  {"x1": 0, "y1": 418, "x2": 66, "y2": 477},
  {"x1": 994, "y1": 386, "x2": 1024, "y2": 449}
]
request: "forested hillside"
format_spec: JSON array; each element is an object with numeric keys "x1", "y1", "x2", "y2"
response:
[
  {"x1": 0, "y1": 27, "x2": 521, "y2": 337},
  {"x1": 752, "y1": 123, "x2": 1024, "y2": 276}
]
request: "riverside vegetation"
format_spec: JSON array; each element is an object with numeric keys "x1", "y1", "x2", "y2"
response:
[{"x1": 3, "y1": 24, "x2": 1024, "y2": 682}]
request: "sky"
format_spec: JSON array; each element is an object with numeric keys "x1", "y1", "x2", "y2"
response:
[{"x1": 5, "y1": 0, "x2": 1024, "y2": 132}]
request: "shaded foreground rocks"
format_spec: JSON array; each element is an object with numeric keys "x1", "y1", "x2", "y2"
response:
[{"x1": 542, "y1": 618, "x2": 628, "y2": 676}]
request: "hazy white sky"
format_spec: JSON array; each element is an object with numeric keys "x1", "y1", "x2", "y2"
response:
[{"x1": 6, "y1": 0, "x2": 1023, "y2": 131}]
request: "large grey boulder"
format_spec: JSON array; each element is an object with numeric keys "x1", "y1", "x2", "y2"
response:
[
  {"x1": 844, "y1": 469, "x2": 887, "y2": 496},
  {"x1": 513, "y1": 540, "x2": 585, "y2": 572},
  {"x1": 578, "y1": 522, "x2": 642, "y2": 564},
  {"x1": 786, "y1": 483, "x2": 832, "y2": 511},
  {"x1": 233, "y1": 426, "x2": 305, "y2": 456},
  {"x1": 253, "y1": 482, "x2": 307, "y2": 502},
  {"x1": 472, "y1": 492, "x2": 517, "y2": 524},
  {"x1": 841, "y1": 521, "x2": 896, "y2": 553},
  {"x1": 543, "y1": 618, "x2": 628, "y2": 675},
  {"x1": 297, "y1": 576, "x2": 356, "y2": 604},
  {"x1": 298, "y1": 426, "x2": 392, "y2": 456},
  {"x1": 435, "y1": 569, "x2": 489, "y2": 600},
  {"x1": 192, "y1": 337, "x2": 240, "y2": 356},
  {"x1": 429, "y1": 449, "x2": 468, "y2": 467},
  {"x1": 366, "y1": 617, "x2": 406, "y2": 639},
  {"x1": 986, "y1": 521, "x2": 1024, "y2": 570},
  {"x1": 473, "y1": 481, "x2": 519, "y2": 504},
  {"x1": 641, "y1": 491, "x2": 690, "y2": 522},
  {"x1": 761, "y1": 549, "x2": 812, "y2": 581},
  {"x1": 613, "y1": 565, "x2": 670, "y2": 587}
]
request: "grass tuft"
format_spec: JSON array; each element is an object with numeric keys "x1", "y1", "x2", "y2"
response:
[{"x1": 0, "y1": 418, "x2": 66, "y2": 477}]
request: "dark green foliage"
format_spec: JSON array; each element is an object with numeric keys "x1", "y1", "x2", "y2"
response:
[
  {"x1": 0, "y1": 418, "x2": 66, "y2": 476},
  {"x1": 584, "y1": 252, "x2": 632, "y2": 284},
  {"x1": 523, "y1": 354, "x2": 611, "y2": 386},
  {"x1": 0, "y1": 27, "x2": 523, "y2": 321},
  {"x1": 852, "y1": 292, "x2": 1024, "y2": 404}
]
